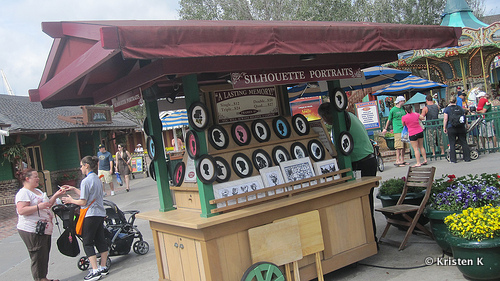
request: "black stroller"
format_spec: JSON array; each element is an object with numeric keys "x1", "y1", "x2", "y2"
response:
[
  {"x1": 53, "y1": 199, "x2": 149, "y2": 271},
  {"x1": 445, "y1": 115, "x2": 482, "y2": 162}
]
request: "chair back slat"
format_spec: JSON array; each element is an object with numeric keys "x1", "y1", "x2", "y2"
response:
[{"x1": 397, "y1": 166, "x2": 436, "y2": 205}]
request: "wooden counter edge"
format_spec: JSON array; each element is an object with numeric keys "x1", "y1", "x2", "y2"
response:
[{"x1": 136, "y1": 176, "x2": 381, "y2": 229}]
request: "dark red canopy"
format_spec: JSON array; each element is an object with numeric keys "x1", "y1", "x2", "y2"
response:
[{"x1": 29, "y1": 20, "x2": 461, "y2": 108}]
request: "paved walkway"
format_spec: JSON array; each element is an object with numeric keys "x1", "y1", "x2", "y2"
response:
[{"x1": 1, "y1": 154, "x2": 498, "y2": 280}]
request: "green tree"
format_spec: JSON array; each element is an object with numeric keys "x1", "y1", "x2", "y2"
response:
[
  {"x1": 179, "y1": 0, "x2": 485, "y2": 24},
  {"x1": 116, "y1": 104, "x2": 146, "y2": 127}
]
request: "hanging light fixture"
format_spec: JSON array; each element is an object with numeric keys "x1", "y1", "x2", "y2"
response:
[{"x1": 166, "y1": 85, "x2": 181, "y2": 103}]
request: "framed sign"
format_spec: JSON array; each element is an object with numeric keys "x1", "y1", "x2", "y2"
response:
[
  {"x1": 184, "y1": 157, "x2": 197, "y2": 183},
  {"x1": 213, "y1": 176, "x2": 266, "y2": 208},
  {"x1": 214, "y1": 156, "x2": 231, "y2": 183},
  {"x1": 231, "y1": 122, "x2": 251, "y2": 146},
  {"x1": 259, "y1": 166, "x2": 286, "y2": 194},
  {"x1": 272, "y1": 146, "x2": 291, "y2": 165},
  {"x1": 232, "y1": 153, "x2": 253, "y2": 178},
  {"x1": 185, "y1": 130, "x2": 200, "y2": 159},
  {"x1": 339, "y1": 131, "x2": 354, "y2": 156},
  {"x1": 172, "y1": 162, "x2": 185, "y2": 186},
  {"x1": 252, "y1": 149, "x2": 272, "y2": 171},
  {"x1": 251, "y1": 119, "x2": 271, "y2": 143},
  {"x1": 354, "y1": 100, "x2": 381, "y2": 129},
  {"x1": 290, "y1": 142, "x2": 309, "y2": 159},
  {"x1": 313, "y1": 158, "x2": 340, "y2": 182},
  {"x1": 308, "y1": 139, "x2": 325, "y2": 162},
  {"x1": 272, "y1": 116, "x2": 291, "y2": 139},
  {"x1": 332, "y1": 88, "x2": 348, "y2": 112},
  {"x1": 188, "y1": 101, "x2": 209, "y2": 131},
  {"x1": 147, "y1": 136, "x2": 157, "y2": 161},
  {"x1": 208, "y1": 125, "x2": 229, "y2": 150},
  {"x1": 279, "y1": 158, "x2": 315, "y2": 185},
  {"x1": 213, "y1": 87, "x2": 279, "y2": 124},
  {"x1": 291, "y1": 114, "x2": 310, "y2": 136},
  {"x1": 196, "y1": 154, "x2": 217, "y2": 184}
]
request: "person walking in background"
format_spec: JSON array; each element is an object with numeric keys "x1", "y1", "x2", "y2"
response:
[
  {"x1": 97, "y1": 144, "x2": 115, "y2": 196},
  {"x1": 318, "y1": 102, "x2": 378, "y2": 246},
  {"x1": 61, "y1": 156, "x2": 109, "y2": 281},
  {"x1": 382, "y1": 96, "x2": 407, "y2": 167},
  {"x1": 402, "y1": 105, "x2": 428, "y2": 167},
  {"x1": 15, "y1": 168, "x2": 65, "y2": 281},
  {"x1": 420, "y1": 94, "x2": 444, "y2": 157},
  {"x1": 476, "y1": 91, "x2": 497, "y2": 150},
  {"x1": 116, "y1": 144, "x2": 132, "y2": 192},
  {"x1": 443, "y1": 96, "x2": 471, "y2": 163}
]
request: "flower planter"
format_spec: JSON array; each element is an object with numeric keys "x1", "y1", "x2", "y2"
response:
[
  {"x1": 423, "y1": 208, "x2": 458, "y2": 255},
  {"x1": 384, "y1": 137, "x2": 395, "y2": 150},
  {"x1": 445, "y1": 235, "x2": 500, "y2": 280}
]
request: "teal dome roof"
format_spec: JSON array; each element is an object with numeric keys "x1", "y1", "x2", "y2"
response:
[{"x1": 441, "y1": 0, "x2": 488, "y2": 28}]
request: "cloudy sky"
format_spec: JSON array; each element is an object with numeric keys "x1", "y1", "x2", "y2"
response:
[{"x1": 0, "y1": 0, "x2": 498, "y2": 97}]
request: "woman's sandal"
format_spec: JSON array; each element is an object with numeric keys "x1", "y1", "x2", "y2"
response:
[
  {"x1": 126, "y1": 188, "x2": 130, "y2": 192},
  {"x1": 412, "y1": 164, "x2": 422, "y2": 167},
  {"x1": 397, "y1": 163, "x2": 406, "y2": 167},
  {"x1": 421, "y1": 161, "x2": 428, "y2": 165}
]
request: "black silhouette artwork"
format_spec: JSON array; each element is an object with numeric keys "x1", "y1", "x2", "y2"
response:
[
  {"x1": 194, "y1": 109, "x2": 203, "y2": 125},
  {"x1": 203, "y1": 163, "x2": 210, "y2": 175},
  {"x1": 237, "y1": 160, "x2": 247, "y2": 173},
  {"x1": 278, "y1": 153, "x2": 286, "y2": 162},
  {"x1": 176, "y1": 169, "x2": 182, "y2": 183},
  {"x1": 237, "y1": 128, "x2": 245, "y2": 142},
  {"x1": 295, "y1": 148, "x2": 304, "y2": 158},
  {"x1": 221, "y1": 189, "x2": 229, "y2": 197},
  {"x1": 250, "y1": 183, "x2": 257, "y2": 191},
  {"x1": 314, "y1": 146, "x2": 321, "y2": 157},
  {"x1": 342, "y1": 137, "x2": 350, "y2": 150},
  {"x1": 278, "y1": 123, "x2": 285, "y2": 135},
  {"x1": 336, "y1": 94, "x2": 344, "y2": 107},
  {"x1": 297, "y1": 120, "x2": 304, "y2": 132},
  {"x1": 269, "y1": 173, "x2": 279, "y2": 186},
  {"x1": 240, "y1": 185, "x2": 248, "y2": 192},
  {"x1": 256, "y1": 156, "x2": 267, "y2": 169},
  {"x1": 190, "y1": 138, "x2": 196, "y2": 154},
  {"x1": 257, "y1": 125, "x2": 265, "y2": 137},
  {"x1": 213, "y1": 130, "x2": 222, "y2": 143}
]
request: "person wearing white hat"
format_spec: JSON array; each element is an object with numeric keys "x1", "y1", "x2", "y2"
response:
[
  {"x1": 134, "y1": 144, "x2": 144, "y2": 153},
  {"x1": 476, "y1": 92, "x2": 497, "y2": 149},
  {"x1": 382, "y1": 96, "x2": 408, "y2": 167}
]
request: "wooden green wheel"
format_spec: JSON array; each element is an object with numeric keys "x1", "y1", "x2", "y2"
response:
[{"x1": 241, "y1": 262, "x2": 285, "y2": 281}]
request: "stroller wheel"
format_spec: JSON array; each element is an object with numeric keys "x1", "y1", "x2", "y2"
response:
[
  {"x1": 133, "y1": 240, "x2": 150, "y2": 255},
  {"x1": 470, "y1": 150, "x2": 479, "y2": 160},
  {"x1": 100, "y1": 256, "x2": 112, "y2": 269},
  {"x1": 77, "y1": 256, "x2": 90, "y2": 271}
]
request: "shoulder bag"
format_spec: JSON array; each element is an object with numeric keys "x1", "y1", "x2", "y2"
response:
[{"x1": 75, "y1": 199, "x2": 96, "y2": 236}]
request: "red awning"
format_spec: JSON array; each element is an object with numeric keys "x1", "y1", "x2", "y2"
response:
[{"x1": 29, "y1": 20, "x2": 461, "y2": 108}]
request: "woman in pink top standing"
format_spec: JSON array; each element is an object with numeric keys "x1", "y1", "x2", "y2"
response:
[{"x1": 401, "y1": 105, "x2": 428, "y2": 167}]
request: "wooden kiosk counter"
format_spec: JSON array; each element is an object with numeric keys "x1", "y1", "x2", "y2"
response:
[{"x1": 139, "y1": 176, "x2": 379, "y2": 281}]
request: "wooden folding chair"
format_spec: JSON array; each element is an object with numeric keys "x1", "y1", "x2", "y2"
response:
[{"x1": 376, "y1": 166, "x2": 436, "y2": 250}]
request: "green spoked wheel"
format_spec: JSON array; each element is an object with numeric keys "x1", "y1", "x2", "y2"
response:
[{"x1": 241, "y1": 262, "x2": 285, "y2": 281}]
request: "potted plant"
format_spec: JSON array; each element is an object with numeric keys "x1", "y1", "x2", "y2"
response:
[
  {"x1": 444, "y1": 205, "x2": 500, "y2": 280},
  {"x1": 57, "y1": 171, "x2": 80, "y2": 186},
  {"x1": 380, "y1": 131, "x2": 395, "y2": 150},
  {"x1": 424, "y1": 173, "x2": 500, "y2": 254},
  {"x1": 377, "y1": 177, "x2": 427, "y2": 207},
  {"x1": 1, "y1": 143, "x2": 27, "y2": 171}
]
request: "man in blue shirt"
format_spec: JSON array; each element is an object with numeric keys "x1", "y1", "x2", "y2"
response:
[{"x1": 97, "y1": 144, "x2": 115, "y2": 196}]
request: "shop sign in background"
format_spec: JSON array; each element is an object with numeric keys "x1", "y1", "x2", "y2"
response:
[
  {"x1": 214, "y1": 86, "x2": 279, "y2": 124},
  {"x1": 355, "y1": 101, "x2": 380, "y2": 129},
  {"x1": 290, "y1": 96, "x2": 322, "y2": 121},
  {"x1": 131, "y1": 156, "x2": 143, "y2": 173}
]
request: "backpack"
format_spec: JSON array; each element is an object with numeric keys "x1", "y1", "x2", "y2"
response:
[{"x1": 448, "y1": 105, "x2": 466, "y2": 128}]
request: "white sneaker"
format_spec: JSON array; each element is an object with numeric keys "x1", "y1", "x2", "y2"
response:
[{"x1": 110, "y1": 191, "x2": 115, "y2": 196}]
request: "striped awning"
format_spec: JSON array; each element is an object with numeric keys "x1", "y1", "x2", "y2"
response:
[
  {"x1": 161, "y1": 109, "x2": 188, "y2": 130},
  {"x1": 373, "y1": 75, "x2": 447, "y2": 96}
]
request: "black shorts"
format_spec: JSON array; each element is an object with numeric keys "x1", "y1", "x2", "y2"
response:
[{"x1": 409, "y1": 131, "x2": 424, "y2": 141}]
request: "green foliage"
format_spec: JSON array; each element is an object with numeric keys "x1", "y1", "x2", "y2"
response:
[
  {"x1": 178, "y1": 0, "x2": 485, "y2": 24},
  {"x1": 379, "y1": 178, "x2": 406, "y2": 195},
  {"x1": 1, "y1": 143, "x2": 26, "y2": 165},
  {"x1": 116, "y1": 104, "x2": 146, "y2": 127}
]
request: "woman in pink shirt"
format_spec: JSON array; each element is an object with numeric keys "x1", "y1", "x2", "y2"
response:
[{"x1": 401, "y1": 105, "x2": 428, "y2": 167}]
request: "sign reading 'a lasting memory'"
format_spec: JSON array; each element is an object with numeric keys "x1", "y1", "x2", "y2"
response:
[
  {"x1": 214, "y1": 87, "x2": 279, "y2": 124},
  {"x1": 231, "y1": 66, "x2": 362, "y2": 89}
]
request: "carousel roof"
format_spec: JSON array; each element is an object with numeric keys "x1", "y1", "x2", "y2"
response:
[
  {"x1": 28, "y1": 20, "x2": 461, "y2": 108},
  {"x1": 440, "y1": 0, "x2": 488, "y2": 29}
]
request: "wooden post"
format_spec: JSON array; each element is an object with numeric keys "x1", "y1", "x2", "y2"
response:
[
  {"x1": 182, "y1": 74, "x2": 217, "y2": 217},
  {"x1": 143, "y1": 85, "x2": 175, "y2": 212},
  {"x1": 327, "y1": 80, "x2": 352, "y2": 178}
]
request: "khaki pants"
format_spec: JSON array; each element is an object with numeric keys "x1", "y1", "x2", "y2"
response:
[{"x1": 18, "y1": 229, "x2": 51, "y2": 280}]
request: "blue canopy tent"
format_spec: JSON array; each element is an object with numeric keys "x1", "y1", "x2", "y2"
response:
[
  {"x1": 404, "y1": 92, "x2": 427, "y2": 105},
  {"x1": 161, "y1": 109, "x2": 188, "y2": 151},
  {"x1": 288, "y1": 66, "x2": 411, "y2": 101},
  {"x1": 373, "y1": 75, "x2": 447, "y2": 96}
]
